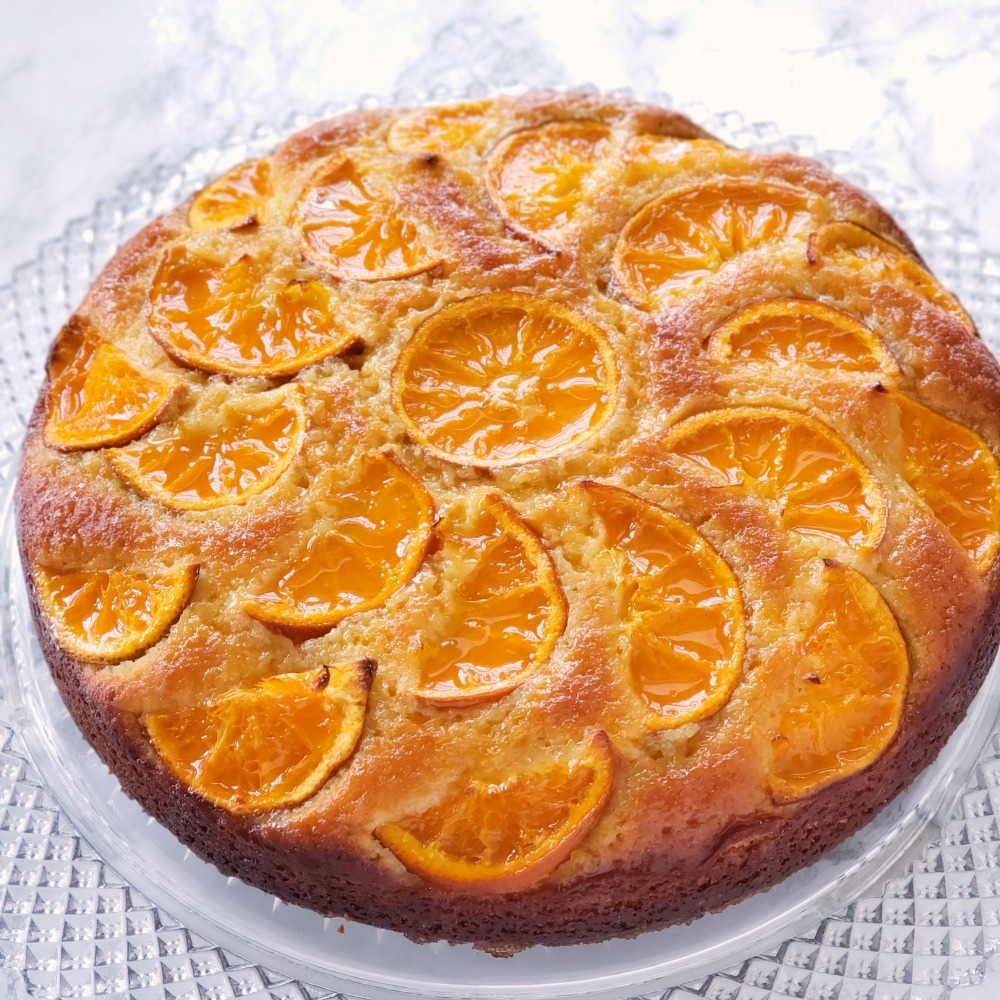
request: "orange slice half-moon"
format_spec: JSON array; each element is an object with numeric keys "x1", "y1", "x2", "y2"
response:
[
  {"x1": 583, "y1": 482, "x2": 746, "y2": 728},
  {"x1": 807, "y1": 221, "x2": 975, "y2": 333},
  {"x1": 484, "y1": 119, "x2": 613, "y2": 248},
  {"x1": 767, "y1": 561, "x2": 909, "y2": 801},
  {"x1": 622, "y1": 134, "x2": 729, "y2": 174},
  {"x1": 293, "y1": 157, "x2": 442, "y2": 281},
  {"x1": 243, "y1": 451, "x2": 435, "y2": 638},
  {"x1": 44, "y1": 320, "x2": 179, "y2": 452},
  {"x1": 375, "y1": 731, "x2": 615, "y2": 893},
  {"x1": 393, "y1": 292, "x2": 619, "y2": 468},
  {"x1": 413, "y1": 493, "x2": 567, "y2": 706},
  {"x1": 708, "y1": 298, "x2": 899, "y2": 374},
  {"x1": 387, "y1": 100, "x2": 494, "y2": 157},
  {"x1": 613, "y1": 178, "x2": 822, "y2": 308},
  {"x1": 107, "y1": 388, "x2": 305, "y2": 511},
  {"x1": 188, "y1": 158, "x2": 272, "y2": 231},
  {"x1": 891, "y1": 391, "x2": 1000, "y2": 574},
  {"x1": 664, "y1": 406, "x2": 887, "y2": 551},
  {"x1": 146, "y1": 660, "x2": 374, "y2": 815},
  {"x1": 149, "y1": 246, "x2": 356, "y2": 377},
  {"x1": 33, "y1": 563, "x2": 198, "y2": 664}
]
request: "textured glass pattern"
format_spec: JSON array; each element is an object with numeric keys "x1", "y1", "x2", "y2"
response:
[{"x1": 2, "y1": 91, "x2": 1000, "y2": 1000}]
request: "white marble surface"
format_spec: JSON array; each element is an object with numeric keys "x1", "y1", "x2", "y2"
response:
[{"x1": 2, "y1": 0, "x2": 1000, "y2": 289}]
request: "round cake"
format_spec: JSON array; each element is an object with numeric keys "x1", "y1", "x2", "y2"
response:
[{"x1": 15, "y1": 89, "x2": 1000, "y2": 951}]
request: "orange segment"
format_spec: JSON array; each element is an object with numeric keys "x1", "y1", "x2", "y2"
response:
[
  {"x1": 767, "y1": 561, "x2": 908, "y2": 801},
  {"x1": 413, "y1": 493, "x2": 567, "y2": 705},
  {"x1": 664, "y1": 406, "x2": 886, "y2": 551},
  {"x1": 708, "y1": 298, "x2": 899, "y2": 373},
  {"x1": 294, "y1": 157, "x2": 442, "y2": 281},
  {"x1": 188, "y1": 158, "x2": 271, "y2": 231},
  {"x1": 146, "y1": 660, "x2": 374, "y2": 815},
  {"x1": 623, "y1": 134, "x2": 728, "y2": 167},
  {"x1": 44, "y1": 321, "x2": 178, "y2": 452},
  {"x1": 387, "y1": 101, "x2": 493, "y2": 157},
  {"x1": 33, "y1": 563, "x2": 197, "y2": 664},
  {"x1": 243, "y1": 451, "x2": 434, "y2": 638},
  {"x1": 393, "y1": 292, "x2": 619, "y2": 468},
  {"x1": 484, "y1": 119, "x2": 613, "y2": 247},
  {"x1": 583, "y1": 482, "x2": 745, "y2": 728},
  {"x1": 892, "y1": 392, "x2": 1000, "y2": 573},
  {"x1": 107, "y1": 388, "x2": 304, "y2": 511},
  {"x1": 149, "y1": 246, "x2": 356, "y2": 377},
  {"x1": 613, "y1": 178, "x2": 822, "y2": 307},
  {"x1": 375, "y1": 731, "x2": 615, "y2": 893},
  {"x1": 807, "y1": 221, "x2": 975, "y2": 333}
]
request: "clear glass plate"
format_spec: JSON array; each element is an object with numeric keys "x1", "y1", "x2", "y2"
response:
[{"x1": 2, "y1": 82, "x2": 1000, "y2": 1000}]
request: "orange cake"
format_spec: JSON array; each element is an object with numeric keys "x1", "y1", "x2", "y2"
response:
[{"x1": 15, "y1": 90, "x2": 1000, "y2": 950}]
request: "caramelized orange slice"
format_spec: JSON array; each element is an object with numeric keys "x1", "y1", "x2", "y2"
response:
[
  {"x1": 484, "y1": 119, "x2": 613, "y2": 247},
  {"x1": 387, "y1": 100, "x2": 493, "y2": 157},
  {"x1": 624, "y1": 134, "x2": 728, "y2": 166},
  {"x1": 664, "y1": 406, "x2": 886, "y2": 551},
  {"x1": 44, "y1": 321, "x2": 178, "y2": 452},
  {"x1": 149, "y1": 246, "x2": 356, "y2": 377},
  {"x1": 583, "y1": 482, "x2": 745, "y2": 728},
  {"x1": 393, "y1": 292, "x2": 619, "y2": 468},
  {"x1": 294, "y1": 157, "x2": 442, "y2": 281},
  {"x1": 146, "y1": 660, "x2": 374, "y2": 815},
  {"x1": 414, "y1": 493, "x2": 566, "y2": 705},
  {"x1": 33, "y1": 563, "x2": 197, "y2": 664},
  {"x1": 107, "y1": 389, "x2": 304, "y2": 510},
  {"x1": 243, "y1": 451, "x2": 434, "y2": 638},
  {"x1": 708, "y1": 298, "x2": 898, "y2": 373},
  {"x1": 188, "y1": 158, "x2": 271, "y2": 231},
  {"x1": 892, "y1": 392, "x2": 1000, "y2": 573},
  {"x1": 375, "y1": 731, "x2": 615, "y2": 892},
  {"x1": 807, "y1": 221, "x2": 975, "y2": 333},
  {"x1": 767, "y1": 561, "x2": 908, "y2": 801},
  {"x1": 613, "y1": 178, "x2": 821, "y2": 307}
]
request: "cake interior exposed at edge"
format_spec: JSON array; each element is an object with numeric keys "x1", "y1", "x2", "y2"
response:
[{"x1": 15, "y1": 89, "x2": 1000, "y2": 949}]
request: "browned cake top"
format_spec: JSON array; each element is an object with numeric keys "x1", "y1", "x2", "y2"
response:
[{"x1": 16, "y1": 90, "x2": 1000, "y2": 943}]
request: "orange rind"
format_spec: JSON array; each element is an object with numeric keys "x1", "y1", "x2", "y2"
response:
[
  {"x1": 413, "y1": 493, "x2": 567, "y2": 706},
  {"x1": 891, "y1": 391, "x2": 1000, "y2": 574},
  {"x1": 387, "y1": 100, "x2": 494, "y2": 157},
  {"x1": 708, "y1": 298, "x2": 899, "y2": 374},
  {"x1": 484, "y1": 119, "x2": 613, "y2": 248},
  {"x1": 188, "y1": 158, "x2": 272, "y2": 231},
  {"x1": 582, "y1": 482, "x2": 745, "y2": 728},
  {"x1": 33, "y1": 563, "x2": 198, "y2": 664},
  {"x1": 107, "y1": 388, "x2": 305, "y2": 511},
  {"x1": 294, "y1": 157, "x2": 442, "y2": 281},
  {"x1": 243, "y1": 451, "x2": 435, "y2": 638},
  {"x1": 149, "y1": 246, "x2": 357, "y2": 377},
  {"x1": 393, "y1": 292, "x2": 619, "y2": 468},
  {"x1": 807, "y1": 221, "x2": 975, "y2": 333},
  {"x1": 767, "y1": 561, "x2": 909, "y2": 801},
  {"x1": 44, "y1": 320, "x2": 179, "y2": 452},
  {"x1": 664, "y1": 405, "x2": 887, "y2": 551},
  {"x1": 146, "y1": 660, "x2": 375, "y2": 815},
  {"x1": 613, "y1": 178, "x2": 822, "y2": 308},
  {"x1": 374, "y1": 731, "x2": 615, "y2": 893}
]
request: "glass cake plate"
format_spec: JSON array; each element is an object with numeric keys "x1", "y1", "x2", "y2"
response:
[{"x1": 3, "y1": 80, "x2": 1000, "y2": 1000}]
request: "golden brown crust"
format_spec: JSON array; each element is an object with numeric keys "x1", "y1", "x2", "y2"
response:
[{"x1": 15, "y1": 88, "x2": 1000, "y2": 948}]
